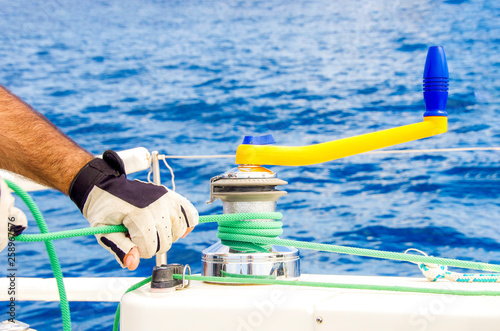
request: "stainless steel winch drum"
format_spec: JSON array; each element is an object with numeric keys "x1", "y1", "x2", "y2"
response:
[{"x1": 202, "y1": 166, "x2": 300, "y2": 280}]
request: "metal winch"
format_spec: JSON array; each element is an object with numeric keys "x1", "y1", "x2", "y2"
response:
[
  {"x1": 201, "y1": 44, "x2": 450, "y2": 280},
  {"x1": 202, "y1": 163, "x2": 300, "y2": 279}
]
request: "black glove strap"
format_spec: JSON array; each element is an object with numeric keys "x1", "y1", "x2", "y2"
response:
[
  {"x1": 69, "y1": 150, "x2": 122, "y2": 211},
  {"x1": 69, "y1": 150, "x2": 167, "y2": 212}
]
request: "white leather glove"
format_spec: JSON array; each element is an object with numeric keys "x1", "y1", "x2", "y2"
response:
[
  {"x1": 0, "y1": 177, "x2": 28, "y2": 252},
  {"x1": 69, "y1": 150, "x2": 199, "y2": 268}
]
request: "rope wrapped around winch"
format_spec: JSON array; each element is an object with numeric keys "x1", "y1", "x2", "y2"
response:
[{"x1": 215, "y1": 216, "x2": 283, "y2": 253}]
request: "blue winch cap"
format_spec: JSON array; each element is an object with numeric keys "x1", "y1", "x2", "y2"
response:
[
  {"x1": 241, "y1": 134, "x2": 276, "y2": 145},
  {"x1": 423, "y1": 46, "x2": 449, "y2": 79},
  {"x1": 423, "y1": 46, "x2": 449, "y2": 117}
]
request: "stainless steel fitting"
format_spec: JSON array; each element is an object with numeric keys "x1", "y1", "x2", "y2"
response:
[{"x1": 202, "y1": 166, "x2": 300, "y2": 281}]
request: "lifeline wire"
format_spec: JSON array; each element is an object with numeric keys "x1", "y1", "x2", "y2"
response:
[{"x1": 159, "y1": 147, "x2": 500, "y2": 159}]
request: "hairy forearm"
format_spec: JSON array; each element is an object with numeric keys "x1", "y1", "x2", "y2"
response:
[{"x1": 0, "y1": 86, "x2": 93, "y2": 194}]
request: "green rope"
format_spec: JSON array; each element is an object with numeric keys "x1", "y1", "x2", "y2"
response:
[
  {"x1": 15, "y1": 211, "x2": 500, "y2": 272},
  {"x1": 113, "y1": 270, "x2": 500, "y2": 331},
  {"x1": 15, "y1": 212, "x2": 283, "y2": 242},
  {"x1": 16, "y1": 225, "x2": 128, "y2": 242},
  {"x1": 199, "y1": 212, "x2": 282, "y2": 224},
  {"x1": 111, "y1": 213, "x2": 500, "y2": 330},
  {"x1": 221, "y1": 270, "x2": 277, "y2": 279},
  {"x1": 112, "y1": 277, "x2": 151, "y2": 331},
  {"x1": 216, "y1": 219, "x2": 283, "y2": 252},
  {"x1": 174, "y1": 274, "x2": 500, "y2": 296},
  {"x1": 8, "y1": 181, "x2": 500, "y2": 329},
  {"x1": 5, "y1": 180, "x2": 72, "y2": 331},
  {"x1": 207, "y1": 215, "x2": 500, "y2": 273},
  {"x1": 227, "y1": 234, "x2": 500, "y2": 272}
]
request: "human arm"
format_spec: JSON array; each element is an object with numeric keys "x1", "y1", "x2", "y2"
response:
[
  {"x1": 0, "y1": 86, "x2": 198, "y2": 270},
  {"x1": 0, "y1": 85, "x2": 93, "y2": 194}
]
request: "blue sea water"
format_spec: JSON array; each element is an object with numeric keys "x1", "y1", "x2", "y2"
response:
[{"x1": 0, "y1": 0, "x2": 499, "y2": 330}]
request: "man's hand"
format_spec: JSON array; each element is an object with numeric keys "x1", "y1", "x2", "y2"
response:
[
  {"x1": 69, "y1": 150, "x2": 199, "y2": 270},
  {"x1": 0, "y1": 178, "x2": 28, "y2": 251},
  {"x1": 0, "y1": 87, "x2": 198, "y2": 269}
]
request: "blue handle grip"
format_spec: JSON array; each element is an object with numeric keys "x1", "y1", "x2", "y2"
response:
[{"x1": 423, "y1": 46, "x2": 449, "y2": 117}]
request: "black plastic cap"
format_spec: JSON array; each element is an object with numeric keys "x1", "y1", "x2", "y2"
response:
[{"x1": 151, "y1": 264, "x2": 183, "y2": 289}]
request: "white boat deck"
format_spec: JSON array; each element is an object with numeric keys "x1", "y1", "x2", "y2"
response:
[
  {"x1": 121, "y1": 274, "x2": 500, "y2": 331},
  {"x1": 2, "y1": 274, "x2": 499, "y2": 330}
]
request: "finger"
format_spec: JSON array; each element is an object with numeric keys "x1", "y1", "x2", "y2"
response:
[
  {"x1": 170, "y1": 206, "x2": 188, "y2": 243},
  {"x1": 123, "y1": 211, "x2": 158, "y2": 258},
  {"x1": 180, "y1": 199, "x2": 199, "y2": 228},
  {"x1": 166, "y1": 191, "x2": 199, "y2": 242},
  {"x1": 166, "y1": 190, "x2": 199, "y2": 227},
  {"x1": 181, "y1": 227, "x2": 194, "y2": 238},
  {"x1": 148, "y1": 197, "x2": 172, "y2": 255},
  {"x1": 96, "y1": 232, "x2": 136, "y2": 268},
  {"x1": 124, "y1": 246, "x2": 140, "y2": 271}
]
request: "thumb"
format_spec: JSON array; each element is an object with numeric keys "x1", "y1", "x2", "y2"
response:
[
  {"x1": 123, "y1": 247, "x2": 140, "y2": 271},
  {"x1": 95, "y1": 232, "x2": 137, "y2": 269}
]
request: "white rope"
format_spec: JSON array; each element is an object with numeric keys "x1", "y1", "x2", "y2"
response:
[
  {"x1": 147, "y1": 165, "x2": 153, "y2": 184},
  {"x1": 161, "y1": 155, "x2": 235, "y2": 159},
  {"x1": 158, "y1": 147, "x2": 500, "y2": 159},
  {"x1": 158, "y1": 156, "x2": 176, "y2": 191}
]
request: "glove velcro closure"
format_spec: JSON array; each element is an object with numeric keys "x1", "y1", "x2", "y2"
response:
[
  {"x1": 69, "y1": 158, "x2": 120, "y2": 211},
  {"x1": 69, "y1": 151, "x2": 122, "y2": 211},
  {"x1": 70, "y1": 150, "x2": 168, "y2": 212}
]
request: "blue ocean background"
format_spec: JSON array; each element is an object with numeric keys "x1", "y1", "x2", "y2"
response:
[{"x1": 0, "y1": 0, "x2": 499, "y2": 330}]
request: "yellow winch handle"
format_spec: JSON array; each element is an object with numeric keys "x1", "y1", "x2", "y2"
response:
[
  {"x1": 236, "y1": 46, "x2": 449, "y2": 167},
  {"x1": 235, "y1": 116, "x2": 447, "y2": 166}
]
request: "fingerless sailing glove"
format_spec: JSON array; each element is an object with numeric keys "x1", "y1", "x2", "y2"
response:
[{"x1": 69, "y1": 150, "x2": 198, "y2": 268}]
